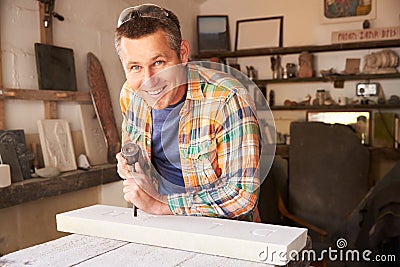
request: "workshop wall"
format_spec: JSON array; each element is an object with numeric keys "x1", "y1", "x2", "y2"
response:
[
  {"x1": 1, "y1": 0, "x2": 198, "y2": 132},
  {"x1": 200, "y1": 0, "x2": 400, "y2": 135},
  {"x1": 0, "y1": 0, "x2": 200, "y2": 255}
]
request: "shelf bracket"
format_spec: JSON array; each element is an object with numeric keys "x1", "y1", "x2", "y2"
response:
[{"x1": 334, "y1": 80, "x2": 345, "y2": 88}]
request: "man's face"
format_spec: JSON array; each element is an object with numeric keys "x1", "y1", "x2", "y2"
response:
[{"x1": 119, "y1": 29, "x2": 190, "y2": 110}]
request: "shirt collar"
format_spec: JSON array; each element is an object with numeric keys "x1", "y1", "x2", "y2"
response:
[{"x1": 186, "y1": 63, "x2": 207, "y2": 100}]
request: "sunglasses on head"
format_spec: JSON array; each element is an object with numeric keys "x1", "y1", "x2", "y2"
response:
[{"x1": 117, "y1": 4, "x2": 176, "y2": 28}]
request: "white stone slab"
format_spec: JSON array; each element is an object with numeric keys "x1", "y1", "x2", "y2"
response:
[
  {"x1": 78, "y1": 104, "x2": 108, "y2": 166},
  {"x1": 56, "y1": 205, "x2": 307, "y2": 265}
]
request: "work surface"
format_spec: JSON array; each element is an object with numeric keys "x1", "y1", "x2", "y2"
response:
[{"x1": 0, "y1": 234, "x2": 275, "y2": 266}]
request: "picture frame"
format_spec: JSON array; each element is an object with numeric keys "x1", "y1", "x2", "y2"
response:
[
  {"x1": 321, "y1": 0, "x2": 376, "y2": 24},
  {"x1": 235, "y1": 16, "x2": 283, "y2": 51},
  {"x1": 35, "y1": 43, "x2": 78, "y2": 91},
  {"x1": 197, "y1": 15, "x2": 231, "y2": 53}
]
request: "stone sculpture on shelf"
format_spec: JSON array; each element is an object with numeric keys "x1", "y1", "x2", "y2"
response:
[
  {"x1": 0, "y1": 130, "x2": 34, "y2": 180},
  {"x1": 363, "y1": 49, "x2": 399, "y2": 74},
  {"x1": 270, "y1": 55, "x2": 282, "y2": 79},
  {"x1": 297, "y1": 52, "x2": 314, "y2": 78}
]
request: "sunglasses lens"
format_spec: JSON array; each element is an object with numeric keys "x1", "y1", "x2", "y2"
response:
[{"x1": 117, "y1": 7, "x2": 135, "y2": 27}]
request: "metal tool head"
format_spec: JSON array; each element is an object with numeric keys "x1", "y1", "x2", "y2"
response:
[{"x1": 121, "y1": 142, "x2": 140, "y2": 166}]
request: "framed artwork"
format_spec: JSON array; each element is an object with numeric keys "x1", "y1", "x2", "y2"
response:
[
  {"x1": 321, "y1": 0, "x2": 376, "y2": 24},
  {"x1": 235, "y1": 16, "x2": 283, "y2": 51},
  {"x1": 197, "y1": 15, "x2": 231, "y2": 53},
  {"x1": 37, "y1": 119, "x2": 77, "y2": 172},
  {"x1": 35, "y1": 43, "x2": 78, "y2": 91}
]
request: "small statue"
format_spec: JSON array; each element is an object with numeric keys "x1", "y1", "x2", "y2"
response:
[
  {"x1": 298, "y1": 52, "x2": 314, "y2": 78},
  {"x1": 300, "y1": 94, "x2": 312, "y2": 106},
  {"x1": 246, "y1": 66, "x2": 257, "y2": 80},
  {"x1": 270, "y1": 55, "x2": 282, "y2": 79},
  {"x1": 363, "y1": 49, "x2": 399, "y2": 74}
]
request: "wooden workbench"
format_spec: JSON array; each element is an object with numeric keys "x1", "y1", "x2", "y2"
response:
[{"x1": 0, "y1": 234, "x2": 272, "y2": 266}]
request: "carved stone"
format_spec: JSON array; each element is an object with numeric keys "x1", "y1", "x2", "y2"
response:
[
  {"x1": 363, "y1": 49, "x2": 399, "y2": 74},
  {"x1": 0, "y1": 130, "x2": 33, "y2": 179},
  {"x1": 37, "y1": 119, "x2": 77, "y2": 172},
  {"x1": 297, "y1": 52, "x2": 314, "y2": 78}
]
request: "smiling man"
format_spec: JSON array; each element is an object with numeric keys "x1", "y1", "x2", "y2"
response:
[{"x1": 114, "y1": 4, "x2": 262, "y2": 222}]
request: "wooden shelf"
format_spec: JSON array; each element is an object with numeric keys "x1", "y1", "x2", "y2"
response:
[
  {"x1": 0, "y1": 88, "x2": 91, "y2": 103},
  {"x1": 194, "y1": 39, "x2": 400, "y2": 59},
  {"x1": 269, "y1": 104, "x2": 400, "y2": 111},
  {"x1": 0, "y1": 88, "x2": 92, "y2": 124},
  {"x1": 256, "y1": 73, "x2": 400, "y2": 84},
  {"x1": 0, "y1": 164, "x2": 119, "y2": 209}
]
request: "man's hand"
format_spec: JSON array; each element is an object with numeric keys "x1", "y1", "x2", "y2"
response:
[{"x1": 116, "y1": 152, "x2": 172, "y2": 215}]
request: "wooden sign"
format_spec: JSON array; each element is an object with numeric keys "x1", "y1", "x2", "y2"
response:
[{"x1": 331, "y1": 26, "x2": 400, "y2": 44}]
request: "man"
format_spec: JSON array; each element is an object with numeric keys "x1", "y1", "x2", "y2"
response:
[{"x1": 115, "y1": 4, "x2": 262, "y2": 222}]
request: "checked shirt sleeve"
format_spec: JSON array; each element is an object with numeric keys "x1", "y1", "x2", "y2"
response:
[{"x1": 167, "y1": 91, "x2": 261, "y2": 220}]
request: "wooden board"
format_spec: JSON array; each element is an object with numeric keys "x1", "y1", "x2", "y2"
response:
[
  {"x1": 56, "y1": 205, "x2": 308, "y2": 265},
  {"x1": 87, "y1": 53, "x2": 120, "y2": 164},
  {"x1": 78, "y1": 104, "x2": 108, "y2": 166},
  {"x1": 34, "y1": 43, "x2": 77, "y2": 91}
]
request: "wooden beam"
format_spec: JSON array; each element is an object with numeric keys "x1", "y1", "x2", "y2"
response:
[
  {"x1": 39, "y1": 1, "x2": 54, "y2": 44},
  {"x1": 0, "y1": 13, "x2": 4, "y2": 130},
  {"x1": 0, "y1": 29, "x2": 3, "y2": 90},
  {"x1": 39, "y1": 1, "x2": 56, "y2": 118},
  {"x1": 0, "y1": 99, "x2": 4, "y2": 130},
  {"x1": 44, "y1": 100, "x2": 57, "y2": 119},
  {"x1": 0, "y1": 88, "x2": 91, "y2": 102}
]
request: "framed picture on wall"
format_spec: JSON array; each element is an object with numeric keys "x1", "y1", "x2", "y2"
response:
[
  {"x1": 234, "y1": 16, "x2": 283, "y2": 51},
  {"x1": 321, "y1": 0, "x2": 376, "y2": 24},
  {"x1": 197, "y1": 15, "x2": 231, "y2": 53}
]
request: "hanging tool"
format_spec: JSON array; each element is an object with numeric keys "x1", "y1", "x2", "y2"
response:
[{"x1": 37, "y1": 0, "x2": 64, "y2": 28}]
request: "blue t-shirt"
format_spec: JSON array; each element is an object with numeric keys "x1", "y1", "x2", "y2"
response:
[{"x1": 151, "y1": 94, "x2": 186, "y2": 195}]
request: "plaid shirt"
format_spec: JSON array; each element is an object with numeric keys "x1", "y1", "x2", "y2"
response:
[{"x1": 120, "y1": 64, "x2": 261, "y2": 221}]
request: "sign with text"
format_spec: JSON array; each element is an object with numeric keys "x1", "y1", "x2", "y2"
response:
[{"x1": 331, "y1": 26, "x2": 400, "y2": 44}]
